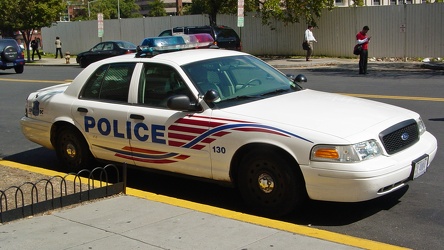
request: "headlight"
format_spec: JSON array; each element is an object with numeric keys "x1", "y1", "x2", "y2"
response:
[
  {"x1": 417, "y1": 117, "x2": 426, "y2": 135},
  {"x1": 310, "y1": 139, "x2": 382, "y2": 163}
]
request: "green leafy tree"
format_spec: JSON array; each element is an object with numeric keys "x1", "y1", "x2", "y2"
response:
[
  {"x1": 148, "y1": 0, "x2": 167, "y2": 17},
  {"x1": 187, "y1": 0, "x2": 335, "y2": 27},
  {"x1": 0, "y1": 0, "x2": 65, "y2": 61},
  {"x1": 86, "y1": 0, "x2": 141, "y2": 20}
]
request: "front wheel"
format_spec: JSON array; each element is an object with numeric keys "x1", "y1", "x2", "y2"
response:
[
  {"x1": 237, "y1": 149, "x2": 306, "y2": 217},
  {"x1": 55, "y1": 127, "x2": 95, "y2": 172}
]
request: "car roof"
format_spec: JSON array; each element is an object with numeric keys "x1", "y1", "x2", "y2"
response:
[{"x1": 151, "y1": 49, "x2": 246, "y2": 65}]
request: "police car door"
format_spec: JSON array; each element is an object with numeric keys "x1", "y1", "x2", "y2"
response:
[
  {"x1": 127, "y1": 63, "x2": 212, "y2": 178},
  {"x1": 71, "y1": 63, "x2": 136, "y2": 164}
]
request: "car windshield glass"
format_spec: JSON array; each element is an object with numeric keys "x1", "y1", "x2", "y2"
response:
[{"x1": 182, "y1": 55, "x2": 298, "y2": 106}]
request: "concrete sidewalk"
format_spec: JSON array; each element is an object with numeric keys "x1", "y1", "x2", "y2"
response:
[{"x1": 0, "y1": 195, "x2": 366, "y2": 250}]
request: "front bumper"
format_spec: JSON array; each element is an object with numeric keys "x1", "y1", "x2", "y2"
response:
[
  {"x1": 301, "y1": 131, "x2": 437, "y2": 202},
  {"x1": 20, "y1": 116, "x2": 54, "y2": 150}
]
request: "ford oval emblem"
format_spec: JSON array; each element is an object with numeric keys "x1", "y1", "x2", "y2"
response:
[{"x1": 401, "y1": 132, "x2": 409, "y2": 141}]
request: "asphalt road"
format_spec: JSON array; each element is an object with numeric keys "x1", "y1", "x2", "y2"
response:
[{"x1": 1, "y1": 65, "x2": 443, "y2": 250}]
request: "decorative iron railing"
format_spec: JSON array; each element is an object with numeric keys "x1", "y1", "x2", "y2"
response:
[{"x1": 0, "y1": 163, "x2": 127, "y2": 223}]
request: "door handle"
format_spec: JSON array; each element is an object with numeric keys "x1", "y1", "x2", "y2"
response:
[
  {"x1": 130, "y1": 114, "x2": 144, "y2": 120},
  {"x1": 77, "y1": 107, "x2": 88, "y2": 113}
]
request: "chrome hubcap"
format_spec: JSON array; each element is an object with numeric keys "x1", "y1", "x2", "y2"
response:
[{"x1": 258, "y1": 173, "x2": 274, "y2": 194}]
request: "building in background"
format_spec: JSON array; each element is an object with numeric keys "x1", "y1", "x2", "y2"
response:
[{"x1": 135, "y1": 0, "x2": 192, "y2": 16}]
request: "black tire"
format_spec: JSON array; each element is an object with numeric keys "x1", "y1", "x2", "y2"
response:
[
  {"x1": 55, "y1": 127, "x2": 95, "y2": 172},
  {"x1": 14, "y1": 65, "x2": 24, "y2": 74},
  {"x1": 79, "y1": 57, "x2": 88, "y2": 68},
  {"x1": 2, "y1": 46, "x2": 18, "y2": 61},
  {"x1": 237, "y1": 149, "x2": 306, "y2": 217}
]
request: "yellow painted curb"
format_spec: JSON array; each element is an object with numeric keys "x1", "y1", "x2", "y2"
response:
[{"x1": 1, "y1": 160, "x2": 409, "y2": 250}]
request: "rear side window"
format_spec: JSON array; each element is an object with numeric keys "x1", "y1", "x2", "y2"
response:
[
  {"x1": 215, "y1": 28, "x2": 240, "y2": 41},
  {"x1": 81, "y1": 63, "x2": 136, "y2": 102}
]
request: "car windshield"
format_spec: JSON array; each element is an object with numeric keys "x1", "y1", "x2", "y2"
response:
[{"x1": 182, "y1": 55, "x2": 299, "y2": 106}]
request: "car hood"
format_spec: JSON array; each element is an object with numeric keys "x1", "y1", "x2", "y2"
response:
[{"x1": 218, "y1": 89, "x2": 417, "y2": 140}]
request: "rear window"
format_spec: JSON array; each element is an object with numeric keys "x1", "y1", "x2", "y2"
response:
[
  {"x1": 116, "y1": 41, "x2": 136, "y2": 49},
  {"x1": 0, "y1": 39, "x2": 19, "y2": 50},
  {"x1": 187, "y1": 28, "x2": 213, "y2": 36}
]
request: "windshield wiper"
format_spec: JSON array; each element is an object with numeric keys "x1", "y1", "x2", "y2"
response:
[
  {"x1": 224, "y1": 95, "x2": 258, "y2": 102},
  {"x1": 260, "y1": 88, "x2": 290, "y2": 96}
]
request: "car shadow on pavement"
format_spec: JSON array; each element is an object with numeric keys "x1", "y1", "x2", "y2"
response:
[
  {"x1": 4, "y1": 147, "x2": 410, "y2": 227},
  {"x1": 4, "y1": 147, "x2": 63, "y2": 171},
  {"x1": 285, "y1": 186, "x2": 409, "y2": 226}
]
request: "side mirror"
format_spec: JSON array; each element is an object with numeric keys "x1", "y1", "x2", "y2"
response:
[
  {"x1": 295, "y1": 74, "x2": 307, "y2": 83},
  {"x1": 203, "y1": 89, "x2": 220, "y2": 103},
  {"x1": 167, "y1": 95, "x2": 201, "y2": 111}
]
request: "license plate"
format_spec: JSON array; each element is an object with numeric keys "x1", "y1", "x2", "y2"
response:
[
  {"x1": 411, "y1": 155, "x2": 429, "y2": 180},
  {"x1": 6, "y1": 63, "x2": 14, "y2": 67}
]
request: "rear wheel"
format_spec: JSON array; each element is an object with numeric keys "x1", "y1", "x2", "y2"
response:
[
  {"x1": 79, "y1": 57, "x2": 88, "y2": 68},
  {"x1": 55, "y1": 127, "x2": 95, "y2": 172},
  {"x1": 237, "y1": 149, "x2": 306, "y2": 217},
  {"x1": 14, "y1": 65, "x2": 24, "y2": 74}
]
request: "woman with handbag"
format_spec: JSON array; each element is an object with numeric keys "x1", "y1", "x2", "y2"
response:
[
  {"x1": 356, "y1": 26, "x2": 372, "y2": 74},
  {"x1": 304, "y1": 25, "x2": 317, "y2": 61}
]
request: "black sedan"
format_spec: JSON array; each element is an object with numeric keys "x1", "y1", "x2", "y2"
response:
[{"x1": 76, "y1": 40, "x2": 137, "y2": 68}]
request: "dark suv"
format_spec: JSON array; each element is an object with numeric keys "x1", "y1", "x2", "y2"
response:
[
  {"x1": 159, "y1": 25, "x2": 242, "y2": 51},
  {"x1": 0, "y1": 38, "x2": 25, "y2": 74}
]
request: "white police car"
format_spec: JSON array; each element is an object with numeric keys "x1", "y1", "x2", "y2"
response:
[{"x1": 20, "y1": 36, "x2": 437, "y2": 216}]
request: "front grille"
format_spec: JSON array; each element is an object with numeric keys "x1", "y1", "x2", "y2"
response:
[{"x1": 380, "y1": 119, "x2": 419, "y2": 155}]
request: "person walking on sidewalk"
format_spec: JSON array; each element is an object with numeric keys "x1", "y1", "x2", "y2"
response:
[
  {"x1": 55, "y1": 37, "x2": 63, "y2": 59},
  {"x1": 356, "y1": 26, "x2": 371, "y2": 74},
  {"x1": 304, "y1": 25, "x2": 317, "y2": 61},
  {"x1": 31, "y1": 39, "x2": 41, "y2": 61}
]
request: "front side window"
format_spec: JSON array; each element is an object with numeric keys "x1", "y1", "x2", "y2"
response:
[
  {"x1": 138, "y1": 63, "x2": 194, "y2": 108},
  {"x1": 81, "y1": 63, "x2": 136, "y2": 102}
]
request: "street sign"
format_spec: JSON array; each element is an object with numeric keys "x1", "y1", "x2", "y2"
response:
[
  {"x1": 238, "y1": 0, "x2": 244, "y2": 27},
  {"x1": 98, "y1": 13, "x2": 104, "y2": 37}
]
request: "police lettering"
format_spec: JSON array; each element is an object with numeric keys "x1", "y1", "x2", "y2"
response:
[{"x1": 84, "y1": 116, "x2": 166, "y2": 144}]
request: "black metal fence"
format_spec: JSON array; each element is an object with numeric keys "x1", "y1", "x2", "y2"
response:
[{"x1": 0, "y1": 163, "x2": 127, "y2": 223}]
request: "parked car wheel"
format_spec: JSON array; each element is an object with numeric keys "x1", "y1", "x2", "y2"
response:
[
  {"x1": 79, "y1": 57, "x2": 88, "y2": 68},
  {"x1": 55, "y1": 126, "x2": 95, "y2": 172},
  {"x1": 14, "y1": 65, "x2": 24, "y2": 74},
  {"x1": 237, "y1": 148, "x2": 306, "y2": 217}
]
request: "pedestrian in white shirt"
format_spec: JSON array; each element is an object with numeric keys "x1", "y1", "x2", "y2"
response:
[{"x1": 304, "y1": 25, "x2": 317, "y2": 61}]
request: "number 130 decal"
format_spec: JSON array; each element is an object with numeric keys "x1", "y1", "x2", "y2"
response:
[{"x1": 212, "y1": 146, "x2": 226, "y2": 154}]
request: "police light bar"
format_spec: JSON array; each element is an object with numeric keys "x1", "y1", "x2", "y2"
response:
[{"x1": 136, "y1": 34, "x2": 217, "y2": 58}]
